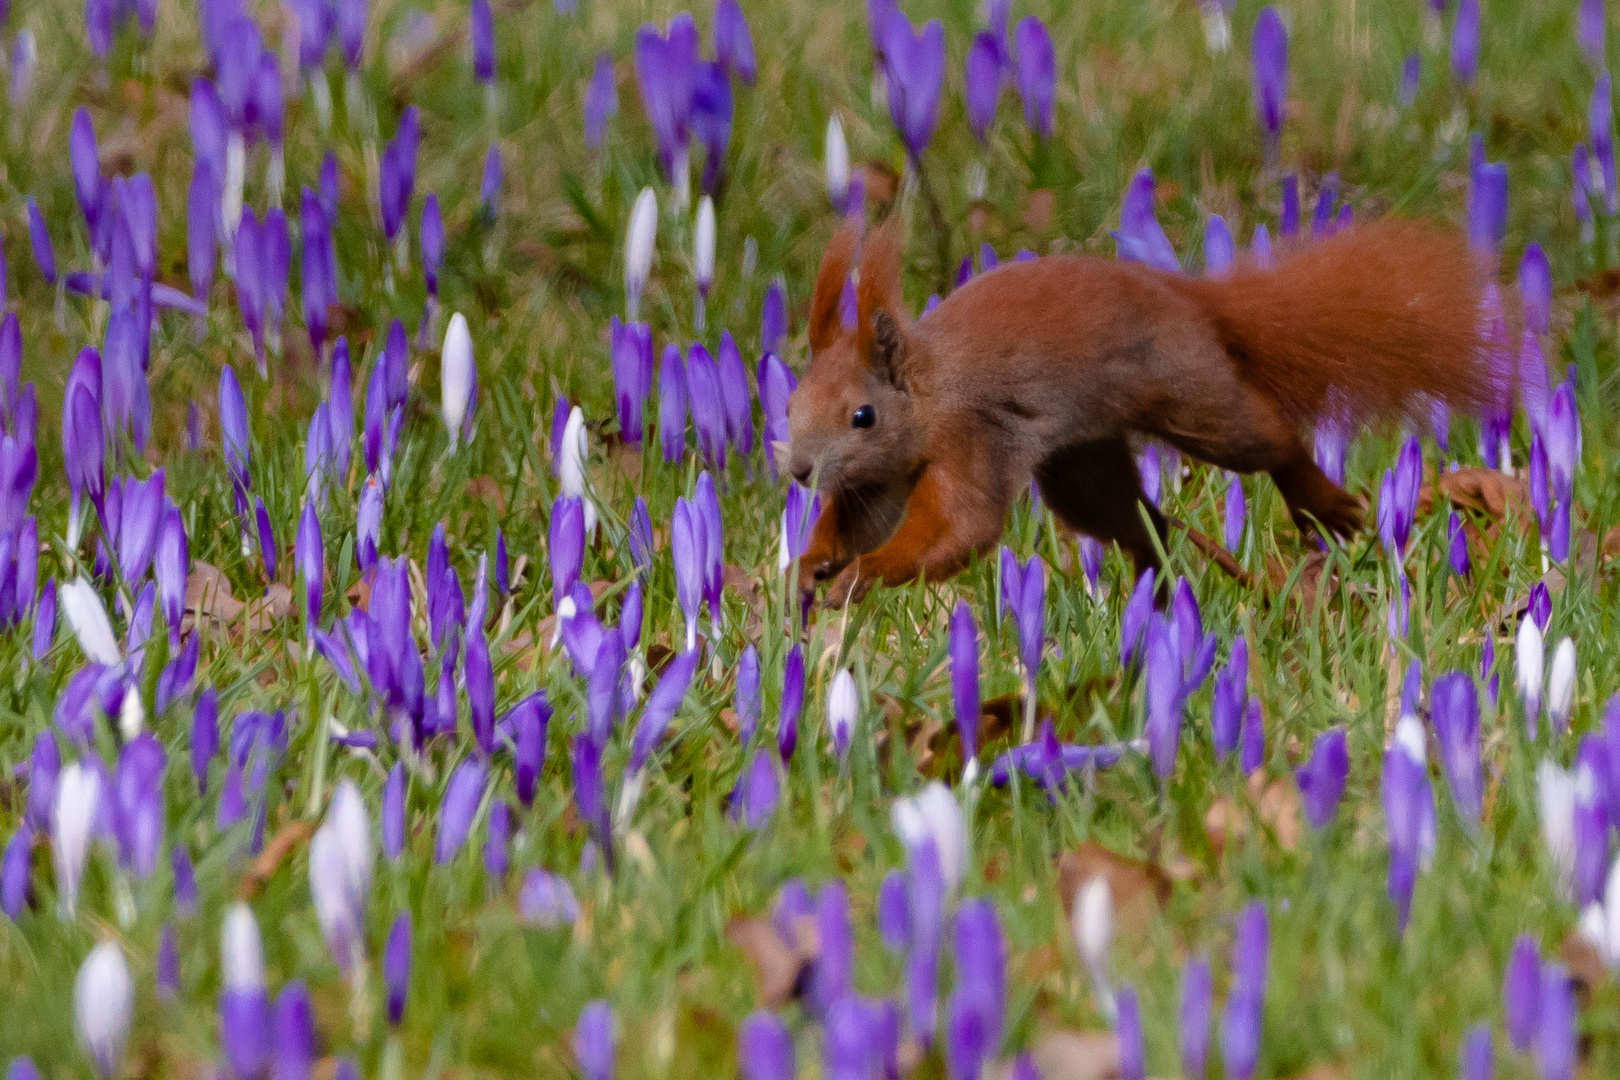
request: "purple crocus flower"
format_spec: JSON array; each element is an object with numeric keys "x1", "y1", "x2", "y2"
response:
[
  {"x1": 420, "y1": 194, "x2": 444, "y2": 299},
  {"x1": 738, "y1": 1010, "x2": 793, "y2": 1080},
  {"x1": 717, "y1": 331, "x2": 754, "y2": 455},
  {"x1": 687, "y1": 344, "x2": 728, "y2": 468},
  {"x1": 881, "y1": 10, "x2": 946, "y2": 159},
  {"x1": 692, "y1": 60, "x2": 734, "y2": 193},
  {"x1": 1116, "y1": 984, "x2": 1144, "y2": 1080},
  {"x1": 549, "y1": 495, "x2": 584, "y2": 610},
  {"x1": 1451, "y1": 0, "x2": 1480, "y2": 86},
  {"x1": 1537, "y1": 964, "x2": 1576, "y2": 1080},
  {"x1": 382, "y1": 911, "x2": 410, "y2": 1025},
  {"x1": 964, "y1": 32, "x2": 1003, "y2": 142},
  {"x1": 659, "y1": 344, "x2": 690, "y2": 463},
  {"x1": 1431, "y1": 672, "x2": 1483, "y2": 828},
  {"x1": 1119, "y1": 569, "x2": 1157, "y2": 667},
  {"x1": 585, "y1": 52, "x2": 619, "y2": 149},
  {"x1": 634, "y1": 16, "x2": 698, "y2": 184},
  {"x1": 1223, "y1": 472, "x2": 1246, "y2": 552},
  {"x1": 483, "y1": 800, "x2": 509, "y2": 879},
  {"x1": 572, "y1": 732, "x2": 612, "y2": 872},
  {"x1": 1221, "y1": 901, "x2": 1268, "y2": 1080},
  {"x1": 219, "y1": 903, "x2": 272, "y2": 1080},
  {"x1": 811, "y1": 881, "x2": 855, "y2": 1013},
  {"x1": 1468, "y1": 160, "x2": 1509, "y2": 256},
  {"x1": 434, "y1": 757, "x2": 486, "y2": 863},
  {"x1": 382, "y1": 763, "x2": 406, "y2": 860},
  {"x1": 253, "y1": 497, "x2": 276, "y2": 581},
  {"x1": 1114, "y1": 169, "x2": 1179, "y2": 272},
  {"x1": 481, "y1": 145, "x2": 503, "y2": 218},
  {"x1": 1251, "y1": 7, "x2": 1287, "y2": 159},
  {"x1": 517, "y1": 869, "x2": 578, "y2": 927},
  {"x1": 273, "y1": 981, "x2": 315, "y2": 1080},
  {"x1": 761, "y1": 282, "x2": 787, "y2": 356},
  {"x1": 715, "y1": 0, "x2": 757, "y2": 83},
  {"x1": 730, "y1": 752, "x2": 780, "y2": 828},
  {"x1": 574, "y1": 1000, "x2": 617, "y2": 1080},
  {"x1": 70, "y1": 108, "x2": 101, "y2": 237},
  {"x1": 951, "y1": 899, "x2": 1006, "y2": 1070},
  {"x1": 950, "y1": 601, "x2": 980, "y2": 762},
  {"x1": 1503, "y1": 934, "x2": 1540, "y2": 1052},
  {"x1": 1382, "y1": 717, "x2": 1436, "y2": 933},
  {"x1": 1013, "y1": 17, "x2": 1055, "y2": 138},
  {"x1": 1519, "y1": 243, "x2": 1552, "y2": 334},
  {"x1": 779, "y1": 644, "x2": 804, "y2": 763},
  {"x1": 25, "y1": 198, "x2": 56, "y2": 284},
  {"x1": 902, "y1": 839, "x2": 944, "y2": 1044},
  {"x1": 757, "y1": 352, "x2": 796, "y2": 478},
  {"x1": 1399, "y1": 51, "x2": 1421, "y2": 107},
  {"x1": 113, "y1": 733, "x2": 165, "y2": 879},
  {"x1": 2, "y1": 823, "x2": 30, "y2": 918},
  {"x1": 1295, "y1": 726, "x2": 1349, "y2": 829},
  {"x1": 735, "y1": 644, "x2": 762, "y2": 747},
  {"x1": 628, "y1": 647, "x2": 700, "y2": 776},
  {"x1": 999, "y1": 549, "x2": 1045, "y2": 728},
  {"x1": 1144, "y1": 616, "x2": 1186, "y2": 783},
  {"x1": 1205, "y1": 216, "x2": 1236, "y2": 276},
  {"x1": 294, "y1": 500, "x2": 322, "y2": 630},
  {"x1": 1581, "y1": 0, "x2": 1606, "y2": 69},
  {"x1": 1458, "y1": 1022, "x2": 1492, "y2": 1080},
  {"x1": 1180, "y1": 955, "x2": 1213, "y2": 1078},
  {"x1": 470, "y1": 0, "x2": 494, "y2": 82}
]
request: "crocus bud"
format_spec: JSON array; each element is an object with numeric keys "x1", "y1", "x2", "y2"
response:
[
  {"x1": 295, "y1": 501, "x2": 323, "y2": 629},
  {"x1": 73, "y1": 942, "x2": 133, "y2": 1080},
  {"x1": 518, "y1": 869, "x2": 578, "y2": 927},
  {"x1": 625, "y1": 187, "x2": 657, "y2": 320},
  {"x1": 1537, "y1": 964, "x2": 1576, "y2": 1080},
  {"x1": 219, "y1": 902, "x2": 272, "y2": 1080},
  {"x1": 309, "y1": 779, "x2": 373, "y2": 976},
  {"x1": 52, "y1": 762, "x2": 100, "y2": 918},
  {"x1": 881, "y1": 11, "x2": 947, "y2": 158},
  {"x1": 383, "y1": 763, "x2": 406, "y2": 860},
  {"x1": 420, "y1": 194, "x2": 444, "y2": 298},
  {"x1": 1251, "y1": 7, "x2": 1287, "y2": 158},
  {"x1": 435, "y1": 757, "x2": 486, "y2": 864},
  {"x1": 1296, "y1": 725, "x2": 1350, "y2": 829},
  {"x1": 779, "y1": 645, "x2": 804, "y2": 764},
  {"x1": 1013, "y1": 16, "x2": 1054, "y2": 138},
  {"x1": 1547, "y1": 637, "x2": 1576, "y2": 733},
  {"x1": 1537, "y1": 759, "x2": 1579, "y2": 899},
  {"x1": 694, "y1": 195, "x2": 715, "y2": 298},
  {"x1": 558, "y1": 406, "x2": 595, "y2": 535},
  {"x1": 384, "y1": 911, "x2": 410, "y2": 1025},
  {"x1": 585, "y1": 52, "x2": 618, "y2": 148},
  {"x1": 1503, "y1": 934, "x2": 1541, "y2": 1051},
  {"x1": 950, "y1": 601, "x2": 980, "y2": 762},
  {"x1": 891, "y1": 782, "x2": 967, "y2": 891},
  {"x1": 441, "y1": 312, "x2": 474, "y2": 445},
  {"x1": 481, "y1": 145, "x2": 503, "y2": 218},
  {"x1": 1072, "y1": 875, "x2": 1113, "y2": 1008},
  {"x1": 61, "y1": 578, "x2": 119, "y2": 665},
  {"x1": 738, "y1": 1010, "x2": 793, "y2": 1080},
  {"x1": 825, "y1": 114, "x2": 850, "y2": 211},
  {"x1": 827, "y1": 669, "x2": 857, "y2": 760},
  {"x1": 1517, "y1": 617, "x2": 1545, "y2": 739},
  {"x1": 1451, "y1": 0, "x2": 1480, "y2": 86},
  {"x1": 574, "y1": 1000, "x2": 616, "y2": 1080},
  {"x1": 1116, "y1": 984, "x2": 1144, "y2": 1080},
  {"x1": 470, "y1": 0, "x2": 494, "y2": 82},
  {"x1": 1180, "y1": 955, "x2": 1213, "y2": 1079},
  {"x1": 1431, "y1": 673, "x2": 1483, "y2": 828}
]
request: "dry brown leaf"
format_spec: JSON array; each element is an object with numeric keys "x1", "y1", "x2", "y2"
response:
[
  {"x1": 186, "y1": 562, "x2": 243, "y2": 620},
  {"x1": 1562, "y1": 930, "x2": 1609, "y2": 1000},
  {"x1": 725, "y1": 917, "x2": 811, "y2": 1008},
  {"x1": 346, "y1": 575, "x2": 372, "y2": 612},
  {"x1": 238, "y1": 820, "x2": 314, "y2": 899},
  {"x1": 244, "y1": 584, "x2": 294, "y2": 633},
  {"x1": 1419, "y1": 468, "x2": 1527, "y2": 519},
  {"x1": 1022, "y1": 1030, "x2": 1123, "y2": 1080},
  {"x1": 1056, "y1": 842, "x2": 1171, "y2": 939},
  {"x1": 1206, "y1": 775, "x2": 1301, "y2": 858},
  {"x1": 861, "y1": 162, "x2": 900, "y2": 204},
  {"x1": 1023, "y1": 189, "x2": 1056, "y2": 233},
  {"x1": 466, "y1": 475, "x2": 508, "y2": 515}
]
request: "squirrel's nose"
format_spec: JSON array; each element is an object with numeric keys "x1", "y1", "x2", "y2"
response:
[{"x1": 791, "y1": 463, "x2": 813, "y2": 485}]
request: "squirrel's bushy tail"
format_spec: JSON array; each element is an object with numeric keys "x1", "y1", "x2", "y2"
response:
[{"x1": 1184, "y1": 218, "x2": 1494, "y2": 426}]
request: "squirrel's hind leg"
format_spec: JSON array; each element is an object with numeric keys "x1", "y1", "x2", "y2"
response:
[
  {"x1": 1034, "y1": 437, "x2": 1167, "y2": 579},
  {"x1": 1268, "y1": 450, "x2": 1364, "y2": 541}
]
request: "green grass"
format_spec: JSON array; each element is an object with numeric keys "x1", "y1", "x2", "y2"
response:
[{"x1": 2, "y1": 0, "x2": 1620, "y2": 1076}]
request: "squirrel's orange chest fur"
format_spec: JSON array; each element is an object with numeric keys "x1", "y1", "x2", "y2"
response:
[{"x1": 788, "y1": 216, "x2": 1487, "y2": 607}]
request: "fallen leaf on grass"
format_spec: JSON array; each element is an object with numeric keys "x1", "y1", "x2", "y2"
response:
[
  {"x1": 1205, "y1": 774, "x2": 1302, "y2": 858},
  {"x1": 1418, "y1": 468, "x2": 1527, "y2": 519},
  {"x1": 1562, "y1": 930, "x2": 1609, "y2": 1001},
  {"x1": 238, "y1": 820, "x2": 314, "y2": 899},
  {"x1": 1056, "y1": 842, "x2": 1171, "y2": 938},
  {"x1": 1017, "y1": 1030, "x2": 1122, "y2": 1080},
  {"x1": 466, "y1": 475, "x2": 508, "y2": 515},
  {"x1": 726, "y1": 917, "x2": 812, "y2": 1007},
  {"x1": 187, "y1": 562, "x2": 243, "y2": 621}
]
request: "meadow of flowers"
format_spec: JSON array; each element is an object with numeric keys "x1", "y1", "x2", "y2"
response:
[{"x1": 1, "y1": 0, "x2": 1618, "y2": 1076}]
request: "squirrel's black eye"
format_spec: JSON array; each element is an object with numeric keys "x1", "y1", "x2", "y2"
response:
[{"x1": 852, "y1": 405, "x2": 876, "y2": 429}]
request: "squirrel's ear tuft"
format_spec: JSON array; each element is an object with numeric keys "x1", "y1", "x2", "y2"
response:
[
  {"x1": 808, "y1": 220, "x2": 860, "y2": 354},
  {"x1": 869, "y1": 309, "x2": 908, "y2": 388}
]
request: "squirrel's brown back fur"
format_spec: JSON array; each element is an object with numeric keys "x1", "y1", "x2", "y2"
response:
[{"x1": 1180, "y1": 218, "x2": 1492, "y2": 425}]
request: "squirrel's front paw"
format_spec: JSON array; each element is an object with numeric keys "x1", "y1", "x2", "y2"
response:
[{"x1": 824, "y1": 564, "x2": 874, "y2": 608}]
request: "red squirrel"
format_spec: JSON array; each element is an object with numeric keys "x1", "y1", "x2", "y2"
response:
[{"x1": 786, "y1": 214, "x2": 1491, "y2": 606}]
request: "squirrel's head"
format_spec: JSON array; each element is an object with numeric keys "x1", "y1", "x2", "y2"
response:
[{"x1": 787, "y1": 216, "x2": 925, "y2": 493}]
